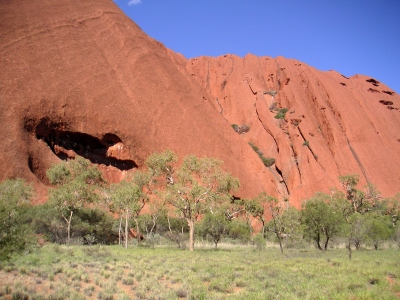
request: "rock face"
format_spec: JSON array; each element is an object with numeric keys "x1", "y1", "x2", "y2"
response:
[
  {"x1": 1, "y1": 0, "x2": 399, "y2": 205},
  {"x1": 182, "y1": 54, "x2": 400, "y2": 206},
  {"x1": 0, "y1": 0, "x2": 273, "y2": 203}
]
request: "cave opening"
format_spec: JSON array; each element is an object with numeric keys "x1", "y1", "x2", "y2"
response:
[{"x1": 31, "y1": 119, "x2": 137, "y2": 171}]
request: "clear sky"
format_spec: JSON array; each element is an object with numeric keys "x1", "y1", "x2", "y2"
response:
[{"x1": 113, "y1": 0, "x2": 400, "y2": 93}]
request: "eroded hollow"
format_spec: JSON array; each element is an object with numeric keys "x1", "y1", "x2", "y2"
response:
[
  {"x1": 30, "y1": 119, "x2": 137, "y2": 171},
  {"x1": 379, "y1": 100, "x2": 394, "y2": 106},
  {"x1": 366, "y1": 78, "x2": 380, "y2": 86}
]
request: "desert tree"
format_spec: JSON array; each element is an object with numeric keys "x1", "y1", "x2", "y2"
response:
[
  {"x1": 0, "y1": 178, "x2": 35, "y2": 260},
  {"x1": 339, "y1": 174, "x2": 380, "y2": 214},
  {"x1": 146, "y1": 150, "x2": 239, "y2": 251},
  {"x1": 266, "y1": 195, "x2": 285, "y2": 253},
  {"x1": 109, "y1": 171, "x2": 150, "y2": 248},
  {"x1": 267, "y1": 206, "x2": 303, "y2": 249},
  {"x1": 301, "y1": 193, "x2": 344, "y2": 251},
  {"x1": 47, "y1": 157, "x2": 103, "y2": 244},
  {"x1": 385, "y1": 194, "x2": 400, "y2": 226},
  {"x1": 198, "y1": 212, "x2": 229, "y2": 249},
  {"x1": 366, "y1": 213, "x2": 393, "y2": 250},
  {"x1": 244, "y1": 195, "x2": 266, "y2": 238}
]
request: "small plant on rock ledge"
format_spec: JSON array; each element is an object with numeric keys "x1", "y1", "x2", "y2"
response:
[
  {"x1": 274, "y1": 108, "x2": 289, "y2": 120},
  {"x1": 231, "y1": 124, "x2": 250, "y2": 134},
  {"x1": 249, "y1": 142, "x2": 275, "y2": 167},
  {"x1": 303, "y1": 140, "x2": 309, "y2": 147},
  {"x1": 264, "y1": 89, "x2": 278, "y2": 97}
]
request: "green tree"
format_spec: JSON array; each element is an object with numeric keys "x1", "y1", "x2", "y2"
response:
[
  {"x1": 346, "y1": 213, "x2": 370, "y2": 251},
  {"x1": 267, "y1": 207, "x2": 303, "y2": 249},
  {"x1": 146, "y1": 151, "x2": 239, "y2": 251},
  {"x1": 109, "y1": 173, "x2": 149, "y2": 249},
  {"x1": 367, "y1": 214, "x2": 393, "y2": 250},
  {"x1": 338, "y1": 175, "x2": 380, "y2": 214},
  {"x1": 199, "y1": 213, "x2": 229, "y2": 249},
  {"x1": 0, "y1": 178, "x2": 35, "y2": 260},
  {"x1": 301, "y1": 193, "x2": 344, "y2": 251},
  {"x1": 47, "y1": 157, "x2": 103, "y2": 244},
  {"x1": 244, "y1": 197, "x2": 266, "y2": 238},
  {"x1": 266, "y1": 196, "x2": 285, "y2": 253},
  {"x1": 385, "y1": 194, "x2": 400, "y2": 226}
]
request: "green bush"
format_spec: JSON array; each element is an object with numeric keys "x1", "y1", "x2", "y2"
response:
[
  {"x1": 26, "y1": 204, "x2": 116, "y2": 244},
  {"x1": 253, "y1": 233, "x2": 265, "y2": 249},
  {"x1": 0, "y1": 179, "x2": 36, "y2": 260},
  {"x1": 231, "y1": 124, "x2": 250, "y2": 134},
  {"x1": 226, "y1": 220, "x2": 251, "y2": 243},
  {"x1": 261, "y1": 157, "x2": 276, "y2": 167},
  {"x1": 249, "y1": 143, "x2": 275, "y2": 167},
  {"x1": 274, "y1": 108, "x2": 289, "y2": 119},
  {"x1": 264, "y1": 89, "x2": 278, "y2": 97}
]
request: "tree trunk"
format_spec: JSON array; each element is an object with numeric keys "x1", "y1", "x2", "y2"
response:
[
  {"x1": 315, "y1": 231, "x2": 323, "y2": 251},
  {"x1": 167, "y1": 216, "x2": 172, "y2": 234},
  {"x1": 323, "y1": 236, "x2": 330, "y2": 251},
  {"x1": 272, "y1": 215, "x2": 283, "y2": 254},
  {"x1": 63, "y1": 210, "x2": 73, "y2": 245},
  {"x1": 134, "y1": 218, "x2": 140, "y2": 244},
  {"x1": 125, "y1": 209, "x2": 129, "y2": 249},
  {"x1": 188, "y1": 218, "x2": 195, "y2": 251},
  {"x1": 347, "y1": 240, "x2": 352, "y2": 260},
  {"x1": 149, "y1": 216, "x2": 157, "y2": 236},
  {"x1": 261, "y1": 220, "x2": 266, "y2": 239},
  {"x1": 118, "y1": 215, "x2": 123, "y2": 246}
]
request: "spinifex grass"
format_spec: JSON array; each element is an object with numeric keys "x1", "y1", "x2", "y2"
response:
[{"x1": 0, "y1": 244, "x2": 398, "y2": 299}]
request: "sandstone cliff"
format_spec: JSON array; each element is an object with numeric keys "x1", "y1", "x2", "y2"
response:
[
  {"x1": 1, "y1": 0, "x2": 399, "y2": 205},
  {"x1": 181, "y1": 54, "x2": 400, "y2": 206}
]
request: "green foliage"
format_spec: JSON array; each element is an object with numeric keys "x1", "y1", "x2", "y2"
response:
[
  {"x1": 274, "y1": 108, "x2": 289, "y2": 119},
  {"x1": 267, "y1": 207, "x2": 304, "y2": 248},
  {"x1": 198, "y1": 213, "x2": 229, "y2": 248},
  {"x1": 248, "y1": 142, "x2": 275, "y2": 167},
  {"x1": 108, "y1": 174, "x2": 150, "y2": 248},
  {"x1": 253, "y1": 233, "x2": 265, "y2": 249},
  {"x1": 225, "y1": 220, "x2": 251, "y2": 243},
  {"x1": 301, "y1": 193, "x2": 345, "y2": 251},
  {"x1": 367, "y1": 214, "x2": 393, "y2": 250},
  {"x1": 26, "y1": 204, "x2": 115, "y2": 244},
  {"x1": 146, "y1": 150, "x2": 240, "y2": 251},
  {"x1": 345, "y1": 213, "x2": 371, "y2": 250},
  {"x1": 231, "y1": 124, "x2": 250, "y2": 134},
  {"x1": 264, "y1": 89, "x2": 278, "y2": 97},
  {"x1": 261, "y1": 156, "x2": 276, "y2": 167},
  {"x1": 145, "y1": 150, "x2": 177, "y2": 182},
  {"x1": 231, "y1": 124, "x2": 240, "y2": 132},
  {"x1": 47, "y1": 157, "x2": 104, "y2": 243},
  {"x1": 0, "y1": 179, "x2": 35, "y2": 260},
  {"x1": 303, "y1": 140, "x2": 309, "y2": 146}
]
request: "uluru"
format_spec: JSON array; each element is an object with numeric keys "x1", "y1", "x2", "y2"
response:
[{"x1": 1, "y1": 0, "x2": 399, "y2": 206}]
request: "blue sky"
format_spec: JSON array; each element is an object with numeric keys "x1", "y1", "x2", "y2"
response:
[{"x1": 114, "y1": 0, "x2": 400, "y2": 93}]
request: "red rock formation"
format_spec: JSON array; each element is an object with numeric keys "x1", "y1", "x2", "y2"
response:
[
  {"x1": 0, "y1": 0, "x2": 273, "y2": 203},
  {"x1": 1, "y1": 0, "x2": 399, "y2": 207},
  {"x1": 183, "y1": 54, "x2": 400, "y2": 206}
]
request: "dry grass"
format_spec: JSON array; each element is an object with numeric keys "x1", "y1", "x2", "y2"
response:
[{"x1": 0, "y1": 243, "x2": 399, "y2": 299}]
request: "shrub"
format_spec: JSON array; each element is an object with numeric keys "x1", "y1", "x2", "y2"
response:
[
  {"x1": 274, "y1": 108, "x2": 289, "y2": 119},
  {"x1": 249, "y1": 143, "x2": 275, "y2": 167},
  {"x1": 269, "y1": 102, "x2": 278, "y2": 111},
  {"x1": 253, "y1": 233, "x2": 265, "y2": 250},
  {"x1": 261, "y1": 157, "x2": 276, "y2": 167},
  {"x1": 231, "y1": 124, "x2": 250, "y2": 134},
  {"x1": 303, "y1": 141, "x2": 309, "y2": 147},
  {"x1": 264, "y1": 89, "x2": 278, "y2": 97}
]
